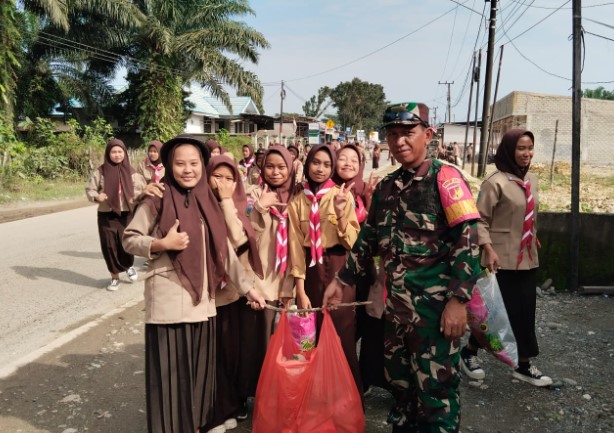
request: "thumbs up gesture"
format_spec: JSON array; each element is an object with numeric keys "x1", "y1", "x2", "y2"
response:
[
  {"x1": 163, "y1": 219, "x2": 190, "y2": 251},
  {"x1": 333, "y1": 182, "x2": 354, "y2": 218}
]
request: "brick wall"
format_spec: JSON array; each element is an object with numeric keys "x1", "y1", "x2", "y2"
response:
[{"x1": 491, "y1": 91, "x2": 614, "y2": 166}]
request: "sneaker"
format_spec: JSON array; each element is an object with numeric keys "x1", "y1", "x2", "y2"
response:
[
  {"x1": 460, "y1": 348, "x2": 485, "y2": 380},
  {"x1": 126, "y1": 267, "x2": 138, "y2": 282},
  {"x1": 106, "y1": 279, "x2": 120, "y2": 291},
  {"x1": 223, "y1": 418, "x2": 237, "y2": 429},
  {"x1": 235, "y1": 401, "x2": 248, "y2": 420},
  {"x1": 205, "y1": 426, "x2": 226, "y2": 433},
  {"x1": 512, "y1": 365, "x2": 553, "y2": 387},
  {"x1": 363, "y1": 385, "x2": 373, "y2": 397}
]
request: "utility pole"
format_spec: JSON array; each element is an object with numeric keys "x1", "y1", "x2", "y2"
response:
[
  {"x1": 471, "y1": 49, "x2": 482, "y2": 177},
  {"x1": 433, "y1": 107, "x2": 438, "y2": 125},
  {"x1": 462, "y1": 52, "x2": 477, "y2": 170},
  {"x1": 477, "y1": 0, "x2": 497, "y2": 177},
  {"x1": 279, "y1": 80, "x2": 286, "y2": 141},
  {"x1": 438, "y1": 81, "x2": 454, "y2": 123},
  {"x1": 570, "y1": 0, "x2": 582, "y2": 291},
  {"x1": 485, "y1": 45, "x2": 505, "y2": 162}
]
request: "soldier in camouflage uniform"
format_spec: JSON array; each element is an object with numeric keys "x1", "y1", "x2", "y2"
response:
[{"x1": 323, "y1": 102, "x2": 481, "y2": 433}]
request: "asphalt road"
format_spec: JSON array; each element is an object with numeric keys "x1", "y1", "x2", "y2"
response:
[{"x1": 0, "y1": 205, "x2": 145, "y2": 371}]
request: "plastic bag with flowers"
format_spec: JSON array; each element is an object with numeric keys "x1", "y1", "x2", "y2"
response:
[{"x1": 466, "y1": 270, "x2": 519, "y2": 368}]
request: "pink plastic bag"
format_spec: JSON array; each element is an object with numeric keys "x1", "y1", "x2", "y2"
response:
[
  {"x1": 288, "y1": 311, "x2": 316, "y2": 351},
  {"x1": 253, "y1": 310, "x2": 365, "y2": 433}
]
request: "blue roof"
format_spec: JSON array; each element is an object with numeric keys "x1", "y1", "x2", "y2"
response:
[
  {"x1": 202, "y1": 96, "x2": 260, "y2": 117},
  {"x1": 190, "y1": 98, "x2": 219, "y2": 118},
  {"x1": 49, "y1": 98, "x2": 84, "y2": 116}
]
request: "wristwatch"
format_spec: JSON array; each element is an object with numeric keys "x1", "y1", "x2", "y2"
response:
[{"x1": 446, "y1": 291, "x2": 469, "y2": 304}]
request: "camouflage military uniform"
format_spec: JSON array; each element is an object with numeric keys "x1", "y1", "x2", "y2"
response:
[{"x1": 338, "y1": 158, "x2": 480, "y2": 433}]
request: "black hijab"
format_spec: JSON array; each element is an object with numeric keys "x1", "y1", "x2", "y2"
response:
[{"x1": 494, "y1": 129, "x2": 535, "y2": 180}]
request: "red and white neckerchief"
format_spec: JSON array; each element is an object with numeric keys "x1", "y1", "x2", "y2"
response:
[
  {"x1": 303, "y1": 178, "x2": 335, "y2": 267},
  {"x1": 512, "y1": 177, "x2": 541, "y2": 268},
  {"x1": 145, "y1": 158, "x2": 164, "y2": 183},
  {"x1": 241, "y1": 156, "x2": 255, "y2": 170},
  {"x1": 354, "y1": 195, "x2": 367, "y2": 224},
  {"x1": 269, "y1": 205, "x2": 288, "y2": 273}
]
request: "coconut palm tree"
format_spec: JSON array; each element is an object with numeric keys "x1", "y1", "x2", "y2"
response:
[{"x1": 117, "y1": 0, "x2": 269, "y2": 141}]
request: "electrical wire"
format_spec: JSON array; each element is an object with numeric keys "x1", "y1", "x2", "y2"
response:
[
  {"x1": 583, "y1": 17, "x2": 614, "y2": 30},
  {"x1": 584, "y1": 30, "x2": 614, "y2": 42},
  {"x1": 283, "y1": 5, "x2": 460, "y2": 83},
  {"x1": 507, "y1": 0, "x2": 614, "y2": 9}
]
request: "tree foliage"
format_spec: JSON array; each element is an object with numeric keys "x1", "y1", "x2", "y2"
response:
[
  {"x1": 327, "y1": 78, "x2": 387, "y2": 132},
  {"x1": 303, "y1": 87, "x2": 331, "y2": 118},
  {"x1": 582, "y1": 86, "x2": 614, "y2": 100}
]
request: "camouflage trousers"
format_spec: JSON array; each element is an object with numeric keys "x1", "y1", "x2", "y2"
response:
[{"x1": 384, "y1": 319, "x2": 462, "y2": 433}]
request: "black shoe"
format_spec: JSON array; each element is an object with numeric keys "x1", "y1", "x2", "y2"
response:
[
  {"x1": 235, "y1": 401, "x2": 248, "y2": 421},
  {"x1": 460, "y1": 347, "x2": 485, "y2": 380}
]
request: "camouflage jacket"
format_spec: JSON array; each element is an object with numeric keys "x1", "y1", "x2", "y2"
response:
[{"x1": 337, "y1": 158, "x2": 481, "y2": 325}]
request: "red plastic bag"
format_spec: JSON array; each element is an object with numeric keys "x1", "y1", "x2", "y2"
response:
[{"x1": 253, "y1": 310, "x2": 365, "y2": 433}]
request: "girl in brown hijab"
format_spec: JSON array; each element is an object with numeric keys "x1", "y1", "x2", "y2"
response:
[
  {"x1": 460, "y1": 129, "x2": 552, "y2": 387},
  {"x1": 85, "y1": 138, "x2": 146, "y2": 291},
  {"x1": 137, "y1": 140, "x2": 165, "y2": 184},
  {"x1": 122, "y1": 136, "x2": 264, "y2": 433},
  {"x1": 204, "y1": 155, "x2": 265, "y2": 433}
]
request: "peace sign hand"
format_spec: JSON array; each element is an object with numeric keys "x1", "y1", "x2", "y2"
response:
[
  {"x1": 364, "y1": 172, "x2": 379, "y2": 211},
  {"x1": 333, "y1": 182, "x2": 354, "y2": 218}
]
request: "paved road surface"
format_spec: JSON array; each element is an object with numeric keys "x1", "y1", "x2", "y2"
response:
[{"x1": 0, "y1": 205, "x2": 145, "y2": 369}]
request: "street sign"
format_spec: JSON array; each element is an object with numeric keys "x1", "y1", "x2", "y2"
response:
[
  {"x1": 345, "y1": 127, "x2": 351, "y2": 134},
  {"x1": 326, "y1": 119, "x2": 335, "y2": 128}
]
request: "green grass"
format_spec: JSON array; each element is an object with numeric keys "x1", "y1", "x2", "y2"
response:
[{"x1": 0, "y1": 178, "x2": 87, "y2": 205}]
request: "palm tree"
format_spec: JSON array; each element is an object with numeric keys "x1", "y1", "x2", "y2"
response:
[{"x1": 117, "y1": 0, "x2": 269, "y2": 142}]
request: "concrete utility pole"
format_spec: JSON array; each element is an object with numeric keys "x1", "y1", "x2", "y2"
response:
[
  {"x1": 570, "y1": 0, "x2": 582, "y2": 290},
  {"x1": 279, "y1": 80, "x2": 286, "y2": 140},
  {"x1": 463, "y1": 52, "x2": 477, "y2": 170},
  {"x1": 472, "y1": 49, "x2": 482, "y2": 177},
  {"x1": 485, "y1": 45, "x2": 505, "y2": 162},
  {"x1": 477, "y1": 0, "x2": 497, "y2": 177},
  {"x1": 433, "y1": 107, "x2": 438, "y2": 125},
  {"x1": 439, "y1": 81, "x2": 454, "y2": 123}
]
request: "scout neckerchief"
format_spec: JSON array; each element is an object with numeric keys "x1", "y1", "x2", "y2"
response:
[
  {"x1": 145, "y1": 158, "x2": 164, "y2": 183},
  {"x1": 512, "y1": 177, "x2": 540, "y2": 268},
  {"x1": 303, "y1": 178, "x2": 335, "y2": 267},
  {"x1": 269, "y1": 206, "x2": 288, "y2": 273}
]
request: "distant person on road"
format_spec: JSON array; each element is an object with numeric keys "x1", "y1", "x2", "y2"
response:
[
  {"x1": 323, "y1": 102, "x2": 481, "y2": 432},
  {"x1": 137, "y1": 140, "x2": 165, "y2": 184},
  {"x1": 459, "y1": 129, "x2": 553, "y2": 387},
  {"x1": 372, "y1": 144, "x2": 381, "y2": 169},
  {"x1": 122, "y1": 136, "x2": 264, "y2": 433},
  {"x1": 86, "y1": 138, "x2": 146, "y2": 291},
  {"x1": 287, "y1": 144, "x2": 304, "y2": 184}
]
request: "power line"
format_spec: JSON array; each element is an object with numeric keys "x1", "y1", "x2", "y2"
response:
[
  {"x1": 283, "y1": 5, "x2": 460, "y2": 83},
  {"x1": 585, "y1": 30, "x2": 614, "y2": 42},
  {"x1": 505, "y1": 0, "x2": 572, "y2": 44},
  {"x1": 448, "y1": 0, "x2": 483, "y2": 15},
  {"x1": 584, "y1": 16, "x2": 614, "y2": 30},
  {"x1": 508, "y1": 0, "x2": 614, "y2": 8}
]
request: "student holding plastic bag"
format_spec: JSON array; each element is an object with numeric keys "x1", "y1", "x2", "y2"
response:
[
  {"x1": 232, "y1": 146, "x2": 298, "y2": 418},
  {"x1": 203, "y1": 155, "x2": 265, "y2": 433},
  {"x1": 459, "y1": 129, "x2": 552, "y2": 387},
  {"x1": 122, "y1": 137, "x2": 264, "y2": 433},
  {"x1": 288, "y1": 144, "x2": 362, "y2": 392}
]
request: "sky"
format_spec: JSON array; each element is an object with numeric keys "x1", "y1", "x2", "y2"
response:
[{"x1": 227, "y1": 0, "x2": 614, "y2": 123}]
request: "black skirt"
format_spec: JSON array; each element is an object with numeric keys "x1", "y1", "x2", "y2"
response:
[
  {"x1": 97, "y1": 211, "x2": 134, "y2": 274},
  {"x1": 145, "y1": 320, "x2": 216, "y2": 433}
]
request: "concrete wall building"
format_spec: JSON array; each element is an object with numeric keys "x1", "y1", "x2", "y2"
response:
[{"x1": 491, "y1": 91, "x2": 614, "y2": 166}]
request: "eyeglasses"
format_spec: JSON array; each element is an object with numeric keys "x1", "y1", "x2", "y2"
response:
[{"x1": 382, "y1": 110, "x2": 429, "y2": 127}]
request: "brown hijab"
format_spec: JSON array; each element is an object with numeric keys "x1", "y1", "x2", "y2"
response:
[
  {"x1": 207, "y1": 156, "x2": 264, "y2": 279},
  {"x1": 494, "y1": 129, "x2": 535, "y2": 180},
  {"x1": 142, "y1": 136, "x2": 228, "y2": 304},
  {"x1": 147, "y1": 140, "x2": 163, "y2": 164},
  {"x1": 100, "y1": 138, "x2": 134, "y2": 215},
  {"x1": 304, "y1": 143, "x2": 336, "y2": 192},
  {"x1": 262, "y1": 145, "x2": 297, "y2": 205},
  {"x1": 332, "y1": 144, "x2": 366, "y2": 202},
  {"x1": 205, "y1": 139, "x2": 221, "y2": 155}
]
